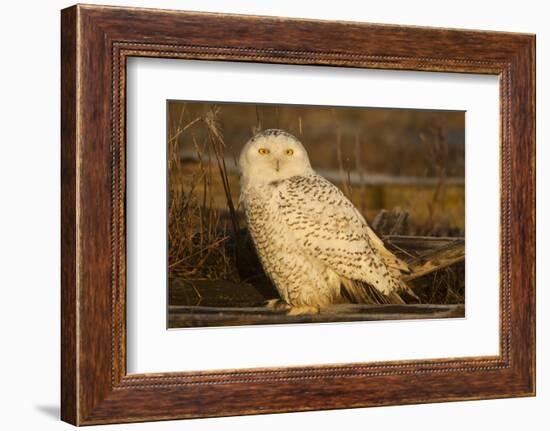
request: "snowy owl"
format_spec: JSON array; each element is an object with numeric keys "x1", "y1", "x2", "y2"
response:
[{"x1": 239, "y1": 129, "x2": 412, "y2": 315}]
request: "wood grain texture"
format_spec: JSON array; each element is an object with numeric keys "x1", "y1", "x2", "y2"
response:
[
  {"x1": 60, "y1": 6, "x2": 78, "y2": 425},
  {"x1": 60, "y1": 4, "x2": 536, "y2": 425}
]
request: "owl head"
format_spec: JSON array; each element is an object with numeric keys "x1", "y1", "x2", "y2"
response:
[{"x1": 239, "y1": 129, "x2": 313, "y2": 187}]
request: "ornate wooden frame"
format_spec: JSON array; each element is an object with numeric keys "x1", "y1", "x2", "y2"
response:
[{"x1": 61, "y1": 4, "x2": 535, "y2": 425}]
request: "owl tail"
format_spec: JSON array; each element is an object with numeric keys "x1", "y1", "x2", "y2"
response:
[{"x1": 340, "y1": 278, "x2": 405, "y2": 305}]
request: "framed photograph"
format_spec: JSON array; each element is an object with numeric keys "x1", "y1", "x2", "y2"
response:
[{"x1": 61, "y1": 4, "x2": 535, "y2": 425}]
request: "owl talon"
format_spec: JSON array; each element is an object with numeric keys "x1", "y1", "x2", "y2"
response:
[
  {"x1": 287, "y1": 305, "x2": 320, "y2": 316},
  {"x1": 265, "y1": 299, "x2": 291, "y2": 310}
]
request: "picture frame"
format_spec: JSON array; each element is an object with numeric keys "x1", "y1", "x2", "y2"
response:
[{"x1": 61, "y1": 4, "x2": 535, "y2": 425}]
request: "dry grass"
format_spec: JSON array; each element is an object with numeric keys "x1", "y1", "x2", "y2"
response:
[{"x1": 167, "y1": 105, "x2": 242, "y2": 281}]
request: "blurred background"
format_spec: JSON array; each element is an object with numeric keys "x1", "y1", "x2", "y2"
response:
[{"x1": 169, "y1": 100, "x2": 464, "y2": 227}]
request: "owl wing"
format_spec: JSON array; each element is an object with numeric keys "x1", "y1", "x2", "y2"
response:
[{"x1": 277, "y1": 174, "x2": 408, "y2": 297}]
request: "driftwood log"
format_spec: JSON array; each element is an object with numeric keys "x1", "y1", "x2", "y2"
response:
[
  {"x1": 169, "y1": 303, "x2": 464, "y2": 327},
  {"x1": 384, "y1": 235, "x2": 465, "y2": 281}
]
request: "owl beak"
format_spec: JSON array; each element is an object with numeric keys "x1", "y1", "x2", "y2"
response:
[{"x1": 275, "y1": 159, "x2": 280, "y2": 172}]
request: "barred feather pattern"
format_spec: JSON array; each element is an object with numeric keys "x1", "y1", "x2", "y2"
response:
[{"x1": 242, "y1": 172, "x2": 410, "y2": 309}]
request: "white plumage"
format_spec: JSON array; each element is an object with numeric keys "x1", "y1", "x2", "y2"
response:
[{"x1": 239, "y1": 129, "x2": 411, "y2": 315}]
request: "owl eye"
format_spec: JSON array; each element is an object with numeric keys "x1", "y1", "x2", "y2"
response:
[
  {"x1": 286, "y1": 148, "x2": 294, "y2": 156},
  {"x1": 258, "y1": 148, "x2": 270, "y2": 155}
]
